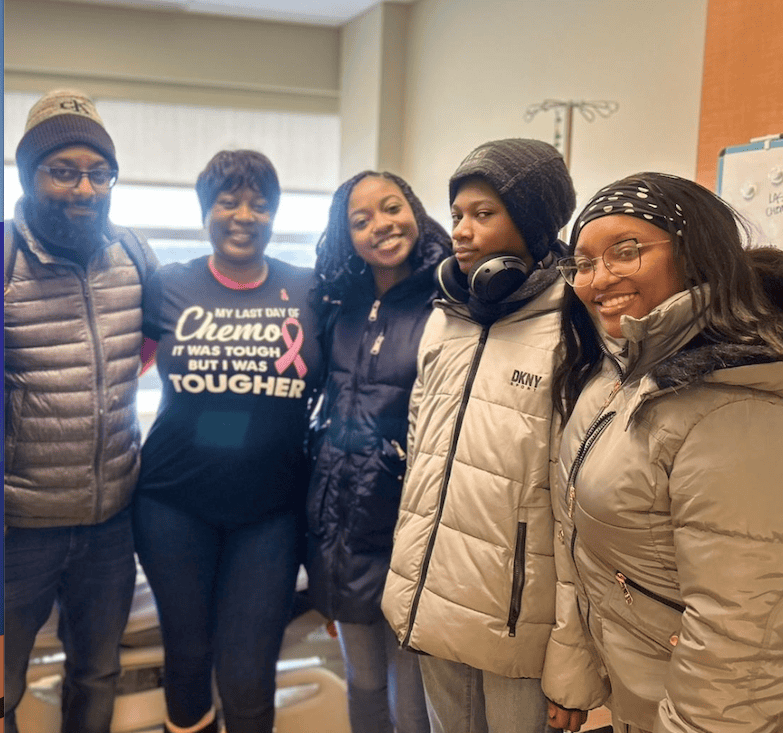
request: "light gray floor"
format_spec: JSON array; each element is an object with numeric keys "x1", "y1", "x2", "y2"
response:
[{"x1": 279, "y1": 607, "x2": 345, "y2": 680}]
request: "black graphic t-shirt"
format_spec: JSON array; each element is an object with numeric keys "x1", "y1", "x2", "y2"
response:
[{"x1": 138, "y1": 255, "x2": 322, "y2": 524}]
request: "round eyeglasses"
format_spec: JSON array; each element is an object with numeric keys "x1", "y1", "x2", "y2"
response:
[
  {"x1": 37, "y1": 165, "x2": 118, "y2": 190},
  {"x1": 556, "y1": 239, "x2": 671, "y2": 287}
]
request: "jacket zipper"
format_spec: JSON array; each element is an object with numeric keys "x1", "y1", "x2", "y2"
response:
[
  {"x1": 402, "y1": 325, "x2": 491, "y2": 648},
  {"x1": 346, "y1": 300, "x2": 381, "y2": 420},
  {"x1": 564, "y1": 409, "x2": 616, "y2": 633},
  {"x1": 367, "y1": 299, "x2": 386, "y2": 381},
  {"x1": 80, "y1": 268, "x2": 107, "y2": 521},
  {"x1": 507, "y1": 522, "x2": 527, "y2": 636},
  {"x1": 565, "y1": 411, "x2": 616, "y2": 520},
  {"x1": 370, "y1": 333, "x2": 385, "y2": 355},
  {"x1": 390, "y1": 439, "x2": 406, "y2": 461},
  {"x1": 329, "y1": 298, "x2": 380, "y2": 615},
  {"x1": 566, "y1": 344, "x2": 625, "y2": 523},
  {"x1": 614, "y1": 571, "x2": 686, "y2": 614}
]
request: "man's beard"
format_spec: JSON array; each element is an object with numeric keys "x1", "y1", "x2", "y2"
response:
[{"x1": 27, "y1": 195, "x2": 110, "y2": 255}]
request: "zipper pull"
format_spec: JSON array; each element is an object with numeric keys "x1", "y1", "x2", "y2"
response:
[
  {"x1": 390, "y1": 438, "x2": 406, "y2": 461},
  {"x1": 567, "y1": 483, "x2": 576, "y2": 519},
  {"x1": 370, "y1": 333, "x2": 385, "y2": 355},
  {"x1": 615, "y1": 572, "x2": 633, "y2": 605},
  {"x1": 368, "y1": 299, "x2": 381, "y2": 322},
  {"x1": 603, "y1": 379, "x2": 622, "y2": 408}
]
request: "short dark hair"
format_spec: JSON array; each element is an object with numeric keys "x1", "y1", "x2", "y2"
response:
[
  {"x1": 553, "y1": 171, "x2": 783, "y2": 419},
  {"x1": 195, "y1": 149, "x2": 281, "y2": 223}
]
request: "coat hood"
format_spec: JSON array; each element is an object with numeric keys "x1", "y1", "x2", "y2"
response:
[
  {"x1": 651, "y1": 341, "x2": 783, "y2": 395},
  {"x1": 613, "y1": 287, "x2": 783, "y2": 424}
]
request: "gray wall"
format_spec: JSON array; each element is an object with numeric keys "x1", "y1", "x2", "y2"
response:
[{"x1": 6, "y1": 0, "x2": 710, "y2": 231}]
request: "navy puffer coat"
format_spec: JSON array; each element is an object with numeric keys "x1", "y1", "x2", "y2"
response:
[{"x1": 306, "y1": 238, "x2": 446, "y2": 624}]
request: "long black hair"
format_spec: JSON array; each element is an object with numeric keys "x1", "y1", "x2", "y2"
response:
[
  {"x1": 553, "y1": 172, "x2": 783, "y2": 419},
  {"x1": 311, "y1": 171, "x2": 450, "y2": 307}
]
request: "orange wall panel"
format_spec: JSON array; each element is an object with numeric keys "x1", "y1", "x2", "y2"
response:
[{"x1": 697, "y1": 0, "x2": 783, "y2": 189}]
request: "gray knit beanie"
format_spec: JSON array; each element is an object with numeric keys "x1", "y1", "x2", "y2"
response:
[
  {"x1": 16, "y1": 89, "x2": 118, "y2": 194},
  {"x1": 449, "y1": 138, "x2": 575, "y2": 263}
]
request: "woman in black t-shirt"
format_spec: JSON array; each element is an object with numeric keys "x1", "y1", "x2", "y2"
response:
[{"x1": 133, "y1": 150, "x2": 322, "y2": 733}]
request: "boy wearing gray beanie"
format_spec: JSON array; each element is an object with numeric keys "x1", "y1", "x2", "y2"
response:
[{"x1": 383, "y1": 139, "x2": 607, "y2": 733}]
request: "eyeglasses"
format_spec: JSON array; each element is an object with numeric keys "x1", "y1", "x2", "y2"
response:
[
  {"x1": 556, "y1": 239, "x2": 671, "y2": 287},
  {"x1": 37, "y1": 165, "x2": 118, "y2": 190}
]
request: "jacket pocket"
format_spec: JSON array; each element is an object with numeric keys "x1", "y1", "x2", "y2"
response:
[
  {"x1": 347, "y1": 437, "x2": 407, "y2": 554},
  {"x1": 605, "y1": 570, "x2": 684, "y2": 652},
  {"x1": 507, "y1": 522, "x2": 527, "y2": 637}
]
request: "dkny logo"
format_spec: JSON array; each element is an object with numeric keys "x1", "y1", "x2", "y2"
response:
[
  {"x1": 510, "y1": 369, "x2": 542, "y2": 390},
  {"x1": 60, "y1": 99, "x2": 91, "y2": 115}
]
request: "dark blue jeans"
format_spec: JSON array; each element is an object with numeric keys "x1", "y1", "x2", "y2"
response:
[
  {"x1": 3, "y1": 508, "x2": 137, "y2": 733},
  {"x1": 133, "y1": 495, "x2": 300, "y2": 733}
]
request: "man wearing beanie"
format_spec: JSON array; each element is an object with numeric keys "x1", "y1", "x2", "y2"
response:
[
  {"x1": 4, "y1": 89, "x2": 158, "y2": 732},
  {"x1": 383, "y1": 139, "x2": 608, "y2": 733}
]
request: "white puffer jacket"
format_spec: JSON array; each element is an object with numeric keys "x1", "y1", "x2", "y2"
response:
[
  {"x1": 383, "y1": 278, "x2": 608, "y2": 710},
  {"x1": 556, "y1": 289, "x2": 783, "y2": 732}
]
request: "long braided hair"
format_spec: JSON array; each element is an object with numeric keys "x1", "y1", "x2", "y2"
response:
[{"x1": 311, "y1": 171, "x2": 450, "y2": 309}]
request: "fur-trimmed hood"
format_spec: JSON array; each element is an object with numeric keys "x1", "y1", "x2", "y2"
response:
[
  {"x1": 607, "y1": 287, "x2": 783, "y2": 424},
  {"x1": 651, "y1": 340, "x2": 782, "y2": 391},
  {"x1": 625, "y1": 340, "x2": 783, "y2": 426}
]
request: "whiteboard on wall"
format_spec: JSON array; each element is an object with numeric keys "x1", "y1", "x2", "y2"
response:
[{"x1": 716, "y1": 135, "x2": 783, "y2": 250}]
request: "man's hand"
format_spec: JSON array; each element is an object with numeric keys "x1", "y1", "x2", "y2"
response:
[{"x1": 547, "y1": 699, "x2": 589, "y2": 732}]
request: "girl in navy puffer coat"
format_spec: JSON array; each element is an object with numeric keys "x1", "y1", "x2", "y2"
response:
[{"x1": 306, "y1": 171, "x2": 450, "y2": 733}]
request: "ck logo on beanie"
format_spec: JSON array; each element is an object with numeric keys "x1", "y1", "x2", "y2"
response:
[
  {"x1": 60, "y1": 98, "x2": 92, "y2": 115},
  {"x1": 23, "y1": 89, "x2": 106, "y2": 133},
  {"x1": 15, "y1": 88, "x2": 118, "y2": 193}
]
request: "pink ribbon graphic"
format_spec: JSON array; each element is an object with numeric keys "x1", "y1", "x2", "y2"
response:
[{"x1": 275, "y1": 317, "x2": 308, "y2": 378}]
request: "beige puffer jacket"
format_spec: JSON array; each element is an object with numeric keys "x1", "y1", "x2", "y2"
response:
[
  {"x1": 383, "y1": 279, "x2": 607, "y2": 708},
  {"x1": 556, "y1": 289, "x2": 783, "y2": 732},
  {"x1": 4, "y1": 205, "x2": 154, "y2": 528}
]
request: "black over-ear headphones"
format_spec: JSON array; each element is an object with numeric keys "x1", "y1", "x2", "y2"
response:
[{"x1": 436, "y1": 254, "x2": 531, "y2": 305}]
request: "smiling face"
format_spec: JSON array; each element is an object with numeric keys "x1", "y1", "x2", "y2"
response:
[
  {"x1": 450, "y1": 178, "x2": 533, "y2": 275},
  {"x1": 207, "y1": 185, "x2": 273, "y2": 269},
  {"x1": 347, "y1": 175, "x2": 419, "y2": 290},
  {"x1": 573, "y1": 214, "x2": 686, "y2": 338},
  {"x1": 30, "y1": 144, "x2": 112, "y2": 251}
]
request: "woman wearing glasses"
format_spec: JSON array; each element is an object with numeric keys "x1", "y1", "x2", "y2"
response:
[{"x1": 552, "y1": 172, "x2": 783, "y2": 733}]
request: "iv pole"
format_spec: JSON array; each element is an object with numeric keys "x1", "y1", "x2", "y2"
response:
[{"x1": 524, "y1": 99, "x2": 619, "y2": 168}]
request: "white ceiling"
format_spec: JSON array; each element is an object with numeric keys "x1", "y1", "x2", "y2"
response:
[{"x1": 50, "y1": 0, "x2": 410, "y2": 26}]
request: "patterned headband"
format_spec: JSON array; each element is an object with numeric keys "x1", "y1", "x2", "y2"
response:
[{"x1": 572, "y1": 181, "x2": 687, "y2": 243}]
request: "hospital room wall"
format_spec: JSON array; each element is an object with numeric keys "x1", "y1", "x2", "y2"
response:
[
  {"x1": 7, "y1": 0, "x2": 711, "y2": 230},
  {"x1": 3, "y1": 0, "x2": 341, "y2": 114},
  {"x1": 389, "y1": 0, "x2": 710, "y2": 228},
  {"x1": 344, "y1": 0, "x2": 783, "y2": 225}
]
